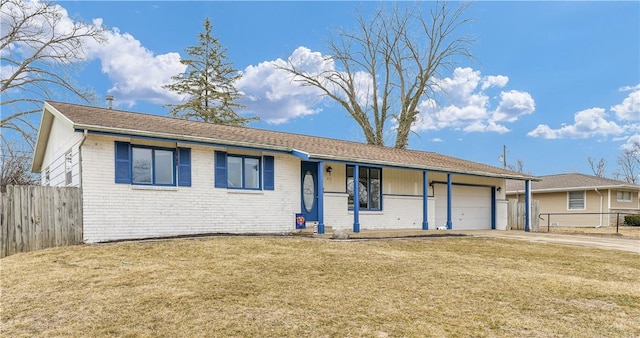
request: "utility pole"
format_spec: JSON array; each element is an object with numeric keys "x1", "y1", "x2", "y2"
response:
[{"x1": 499, "y1": 145, "x2": 507, "y2": 169}]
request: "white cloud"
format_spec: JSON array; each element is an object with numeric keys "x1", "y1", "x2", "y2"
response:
[
  {"x1": 463, "y1": 121, "x2": 509, "y2": 134},
  {"x1": 236, "y1": 46, "x2": 380, "y2": 124},
  {"x1": 431, "y1": 137, "x2": 443, "y2": 142},
  {"x1": 235, "y1": 47, "x2": 330, "y2": 124},
  {"x1": 0, "y1": 0, "x2": 92, "y2": 62},
  {"x1": 0, "y1": 0, "x2": 186, "y2": 107},
  {"x1": 84, "y1": 28, "x2": 186, "y2": 107},
  {"x1": 611, "y1": 88, "x2": 640, "y2": 121},
  {"x1": 492, "y1": 90, "x2": 535, "y2": 122},
  {"x1": 481, "y1": 75, "x2": 509, "y2": 90},
  {"x1": 621, "y1": 134, "x2": 640, "y2": 152},
  {"x1": 2, "y1": 1, "x2": 537, "y2": 130},
  {"x1": 528, "y1": 108, "x2": 624, "y2": 139},
  {"x1": 620, "y1": 84, "x2": 640, "y2": 92},
  {"x1": 413, "y1": 67, "x2": 535, "y2": 134},
  {"x1": 529, "y1": 85, "x2": 639, "y2": 140}
]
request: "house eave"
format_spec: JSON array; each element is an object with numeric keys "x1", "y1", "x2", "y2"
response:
[
  {"x1": 31, "y1": 102, "x2": 76, "y2": 173},
  {"x1": 73, "y1": 123, "x2": 534, "y2": 180},
  {"x1": 507, "y1": 184, "x2": 640, "y2": 194}
]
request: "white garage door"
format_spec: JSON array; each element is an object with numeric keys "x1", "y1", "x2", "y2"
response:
[{"x1": 434, "y1": 185, "x2": 492, "y2": 230}]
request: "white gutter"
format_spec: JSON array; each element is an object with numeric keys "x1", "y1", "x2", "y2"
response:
[
  {"x1": 594, "y1": 188, "x2": 603, "y2": 227},
  {"x1": 77, "y1": 130, "x2": 88, "y2": 188}
]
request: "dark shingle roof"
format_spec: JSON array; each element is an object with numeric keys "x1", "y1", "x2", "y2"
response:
[
  {"x1": 38, "y1": 101, "x2": 535, "y2": 180},
  {"x1": 506, "y1": 173, "x2": 639, "y2": 192}
]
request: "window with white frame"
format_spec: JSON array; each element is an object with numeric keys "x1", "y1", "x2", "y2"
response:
[
  {"x1": 568, "y1": 191, "x2": 585, "y2": 210},
  {"x1": 114, "y1": 141, "x2": 191, "y2": 187},
  {"x1": 132, "y1": 147, "x2": 175, "y2": 185},
  {"x1": 65, "y1": 151, "x2": 73, "y2": 186},
  {"x1": 617, "y1": 191, "x2": 632, "y2": 202},
  {"x1": 214, "y1": 151, "x2": 274, "y2": 191},
  {"x1": 227, "y1": 155, "x2": 260, "y2": 189},
  {"x1": 44, "y1": 166, "x2": 50, "y2": 186}
]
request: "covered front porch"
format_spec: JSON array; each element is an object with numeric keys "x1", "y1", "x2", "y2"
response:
[{"x1": 299, "y1": 160, "x2": 535, "y2": 235}]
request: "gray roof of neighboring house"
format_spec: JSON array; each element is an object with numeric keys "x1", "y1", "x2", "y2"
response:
[
  {"x1": 506, "y1": 173, "x2": 640, "y2": 193},
  {"x1": 32, "y1": 101, "x2": 536, "y2": 181}
]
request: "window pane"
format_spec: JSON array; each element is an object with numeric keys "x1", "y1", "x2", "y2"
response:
[
  {"x1": 347, "y1": 167, "x2": 354, "y2": 209},
  {"x1": 618, "y1": 191, "x2": 631, "y2": 201},
  {"x1": 155, "y1": 150, "x2": 174, "y2": 185},
  {"x1": 568, "y1": 191, "x2": 584, "y2": 209},
  {"x1": 302, "y1": 171, "x2": 315, "y2": 212},
  {"x1": 132, "y1": 148, "x2": 152, "y2": 184},
  {"x1": 370, "y1": 168, "x2": 381, "y2": 209},
  {"x1": 244, "y1": 158, "x2": 259, "y2": 189},
  {"x1": 228, "y1": 156, "x2": 242, "y2": 188},
  {"x1": 359, "y1": 168, "x2": 369, "y2": 209}
]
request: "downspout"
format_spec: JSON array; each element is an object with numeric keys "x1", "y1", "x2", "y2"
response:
[
  {"x1": 77, "y1": 130, "x2": 88, "y2": 188},
  {"x1": 77, "y1": 130, "x2": 88, "y2": 243},
  {"x1": 594, "y1": 188, "x2": 603, "y2": 228}
]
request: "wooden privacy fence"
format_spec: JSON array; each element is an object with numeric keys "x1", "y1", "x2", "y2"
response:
[
  {"x1": 1, "y1": 185, "x2": 82, "y2": 258},
  {"x1": 507, "y1": 199, "x2": 540, "y2": 231}
]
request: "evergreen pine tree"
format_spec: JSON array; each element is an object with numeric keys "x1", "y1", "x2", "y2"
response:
[{"x1": 164, "y1": 18, "x2": 257, "y2": 126}]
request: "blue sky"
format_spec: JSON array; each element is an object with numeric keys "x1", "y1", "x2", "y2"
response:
[{"x1": 7, "y1": 1, "x2": 640, "y2": 177}]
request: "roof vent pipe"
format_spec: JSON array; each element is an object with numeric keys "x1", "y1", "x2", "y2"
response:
[{"x1": 106, "y1": 95, "x2": 114, "y2": 109}]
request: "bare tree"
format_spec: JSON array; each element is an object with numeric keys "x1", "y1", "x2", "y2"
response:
[
  {"x1": 507, "y1": 159, "x2": 526, "y2": 173},
  {"x1": 1, "y1": 0, "x2": 105, "y2": 145},
  {"x1": 282, "y1": 1, "x2": 471, "y2": 148},
  {"x1": 1, "y1": 141, "x2": 39, "y2": 192},
  {"x1": 587, "y1": 157, "x2": 607, "y2": 178},
  {"x1": 613, "y1": 141, "x2": 640, "y2": 184}
]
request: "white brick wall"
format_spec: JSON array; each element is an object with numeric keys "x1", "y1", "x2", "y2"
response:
[
  {"x1": 69, "y1": 134, "x2": 509, "y2": 242},
  {"x1": 324, "y1": 193, "x2": 436, "y2": 231},
  {"x1": 81, "y1": 136, "x2": 300, "y2": 243}
]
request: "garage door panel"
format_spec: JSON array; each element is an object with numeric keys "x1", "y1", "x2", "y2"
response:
[{"x1": 434, "y1": 185, "x2": 492, "y2": 230}]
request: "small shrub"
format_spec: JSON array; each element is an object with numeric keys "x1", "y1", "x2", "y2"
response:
[{"x1": 624, "y1": 215, "x2": 640, "y2": 226}]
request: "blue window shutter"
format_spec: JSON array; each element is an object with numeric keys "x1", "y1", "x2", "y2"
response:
[
  {"x1": 114, "y1": 141, "x2": 131, "y2": 183},
  {"x1": 263, "y1": 156, "x2": 275, "y2": 190},
  {"x1": 214, "y1": 151, "x2": 227, "y2": 188},
  {"x1": 177, "y1": 148, "x2": 191, "y2": 187}
]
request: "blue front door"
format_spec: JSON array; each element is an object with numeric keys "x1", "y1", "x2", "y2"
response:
[{"x1": 301, "y1": 162, "x2": 319, "y2": 222}]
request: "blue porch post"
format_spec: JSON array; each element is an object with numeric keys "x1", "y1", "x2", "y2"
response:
[
  {"x1": 353, "y1": 164, "x2": 360, "y2": 233},
  {"x1": 422, "y1": 170, "x2": 429, "y2": 230},
  {"x1": 317, "y1": 161, "x2": 325, "y2": 234},
  {"x1": 446, "y1": 173, "x2": 453, "y2": 230},
  {"x1": 525, "y1": 179, "x2": 531, "y2": 232}
]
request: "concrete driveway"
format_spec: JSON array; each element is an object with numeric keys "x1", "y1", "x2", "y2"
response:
[{"x1": 468, "y1": 231, "x2": 640, "y2": 254}]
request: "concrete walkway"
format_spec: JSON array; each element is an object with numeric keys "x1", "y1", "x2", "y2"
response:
[
  {"x1": 319, "y1": 229, "x2": 640, "y2": 253},
  {"x1": 468, "y1": 231, "x2": 640, "y2": 254}
]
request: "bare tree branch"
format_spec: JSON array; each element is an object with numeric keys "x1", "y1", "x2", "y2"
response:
[
  {"x1": 280, "y1": 1, "x2": 472, "y2": 148},
  {"x1": 1, "y1": 140, "x2": 39, "y2": 192},
  {"x1": 507, "y1": 159, "x2": 526, "y2": 174},
  {"x1": 613, "y1": 141, "x2": 640, "y2": 184},
  {"x1": 1, "y1": 0, "x2": 105, "y2": 148},
  {"x1": 587, "y1": 157, "x2": 607, "y2": 178}
]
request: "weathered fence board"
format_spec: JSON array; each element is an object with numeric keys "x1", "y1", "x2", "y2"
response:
[
  {"x1": 507, "y1": 199, "x2": 540, "y2": 231},
  {"x1": 0, "y1": 186, "x2": 82, "y2": 258}
]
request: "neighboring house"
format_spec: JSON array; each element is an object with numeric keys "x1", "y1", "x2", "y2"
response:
[
  {"x1": 506, "y1": 173, "x2": 640, "y2": 227},
  {"x1": 32, "y1": 101, "x2": 535, "y2": 243}
]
